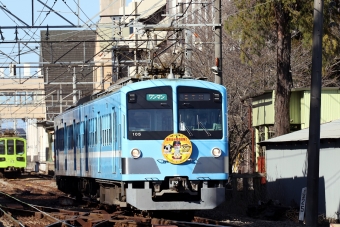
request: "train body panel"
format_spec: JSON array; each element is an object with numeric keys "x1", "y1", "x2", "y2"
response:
[
  {"x1": 54, "y1": 79, "x2": 228, "y2": 210},
  {"x1": 120, "y1": 140, "x2": 228, "y2": 181}
]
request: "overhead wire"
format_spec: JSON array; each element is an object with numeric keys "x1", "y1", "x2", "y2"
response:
[
  {"x1": 1, "y1": 0, "x2": 210, "y2": 117},
  {"x1": 0, "y1": 0, "x2": 56, "y2": 76}
]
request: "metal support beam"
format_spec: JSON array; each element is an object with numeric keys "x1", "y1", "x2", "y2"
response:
[
  {"x1": 0, "y1": 25, "x2": 81, "y2": 29},
  {"x1": 37, "y1": 0, "x2": 76, "y2": 26},
  {"x1": 0, "y1": 6, "x2": 29, "y2": 26}
]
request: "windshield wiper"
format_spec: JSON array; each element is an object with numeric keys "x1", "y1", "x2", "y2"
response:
[
  {"x1": 198, "y1": 122, "x2": 211, "y2": 136},
  {"x1": 181, "y1": 121, "x2": 193, "y2": 136}
]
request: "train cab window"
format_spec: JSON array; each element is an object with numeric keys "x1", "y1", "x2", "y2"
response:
[
  {"x1": 179, "y1": 109, "x2": 222, "y2": 130},
  {"x1": 0, "y1": 140, "x2": 5, "y2": 155},
  {"x1": 129, "y1": 109, "x2": 173, "y2": 131},
  {"x1": 128, "y1": 109, "x2": 173, "y2": 140},
  {"x1": 177, "y1": 87, "x2": 223, "y2": 139},
  {"x1": 7, "y1": 140, "x2": 14, "y2": 155},
  {"x1": 16, "y1": 140, "x2": 24, "y2": 155},
  {"x1": 127, "y1": 86, "x2": 173, "y2": 140}
]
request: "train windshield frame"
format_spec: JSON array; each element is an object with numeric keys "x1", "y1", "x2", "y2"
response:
[
  {"x1": 0, "y1": 140, "x2": 4, "y2": 155},
  {"x1": 177, "y1": 86, "x2": 223, "y2": 139},
  {"x1": 7, "y1": 139, "x2": 14, "y2": 155},
  {"x1": 16, "y1": 140, "x2": 25, "y2": 155},
  {"x1": 127, "y1": 86, "x2": 173, "y2": 140}
]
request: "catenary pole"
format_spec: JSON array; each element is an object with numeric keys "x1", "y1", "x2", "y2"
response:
[
  {"x1": 214, "y1": 0, "x2": 222, "y2": 85},
  {"x1": 305, "y1": 0, "x2": 323, "y2": 226}
]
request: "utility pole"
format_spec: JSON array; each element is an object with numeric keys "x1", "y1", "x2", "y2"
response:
[
  {"x1": 101, "y1": 63, "x2": 104, "y2": 90},
  {"x1": 305, "y1": 0, "x2": 323, "y2": 226},
  {"x1": 184, "y1": 29, "x2": 192, "y2": 78},
  {"x1": 73, "y1": 67, "x2": 77, "y2": 105},
  {"x1": 214, "y1": 0, "x2": 222, "y2": 85}
]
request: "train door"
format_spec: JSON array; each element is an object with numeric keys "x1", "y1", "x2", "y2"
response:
[
  {"x1": 6, "y1": 139, "x2": 15, "y2": 166},
  {"x1": 64, "y1": 123, "x2": 67, "y2": 170},
  {"x1": 118, "y1": 109, "x2": 122, "y2": 174},
  {"x1": 15, "y1": 139, "x2": 26, "y2": 168},
  {"x1": 79, "y1": 121, "x2": 84, "y2": 173},
  {"x1": 73, "y1": 120, "x2": 76, "y2": 171},
  {"x1": 111, "y1": 108, "x2": 117, "y2": 174},
  {"x1": 55, "y1": 126, "x2": 59, "y2": 171},
  {"x1": 85, "y1": 116, "x2": 89, "y2": 172},
  {"x1": 97, "y1": 112, "x2": 101, "y2": 173},
  {"x1": 76, "y1": 121, "x2": 81, "y2": 173}
]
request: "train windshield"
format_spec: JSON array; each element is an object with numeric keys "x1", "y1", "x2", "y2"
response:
[
  {"x1": 127, "y1": 86, "x2": 173, "y2": 140},
  {"x1": 0, "y1": 140, "x2": 4, "y2": 155},
  {"x1": 16, "y1": 140, "x2": 25, "y2": 155},
  {"x1": 7, "y1": 140, "x2": 14, "y2": 155},
  {"x1": 179, "y1": 109, "x2": 222, "y2": 131},
  {"x1": 128, "y1": 109, "x2": 173, "y2": 140},
  {"x1": 177, "y1": 86, "x2": 223, "y2": 139},
  {"x1": 129, "y1": 109, "x2": 173, "y2": 131}
]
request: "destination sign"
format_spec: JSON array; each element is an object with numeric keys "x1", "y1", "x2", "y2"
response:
[{"x1": 146, "y1": 94, "x2": 168, "y2": 101}]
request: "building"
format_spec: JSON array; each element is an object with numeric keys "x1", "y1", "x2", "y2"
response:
[
  {"x1": 260, "y1": 119, "x2": 340, "y2": 219},
  {"x1": 251, "y1": 87, "x2": 340, "y2": 171},
  {"x1": 0, "y1": 71, "x2": 49, "y2": 168},
  {"x1": 40, "y1": 30, "x2": 97, "y2": 120}
]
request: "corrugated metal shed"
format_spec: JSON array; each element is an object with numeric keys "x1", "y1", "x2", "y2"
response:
[
  {"x1": 261, "y1": 118, "x2": 340, "y2": 143},
  {"x1": 260, "y1": 118, "x2": 340, "y2": 218}
]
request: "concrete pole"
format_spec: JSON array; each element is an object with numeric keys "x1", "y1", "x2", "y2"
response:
[
  {"x1": 59, "y1": 85, "x2": 62, "y2": 114},
  {"x1": 73, "y1": 67, "x2": 77, "y2": 105},
  {"x1": 305, "y1": 0, "x2": 323, "y2": 226},
  {"x1": 134, "y1": 2, "x2": 138, "y2": 76}
]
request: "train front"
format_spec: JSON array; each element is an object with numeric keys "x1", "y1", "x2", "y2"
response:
[{"x1": 121, "y1": 79, "x2": 228, "y2": 210}]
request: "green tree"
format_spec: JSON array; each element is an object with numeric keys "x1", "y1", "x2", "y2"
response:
[{"x1": 225, "y1": 0, "x2": 340, "y2": 136}]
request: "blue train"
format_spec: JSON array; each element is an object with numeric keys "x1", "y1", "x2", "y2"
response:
[{"x1": 54, "y1": 78, "x2": 228, "y2": 211}]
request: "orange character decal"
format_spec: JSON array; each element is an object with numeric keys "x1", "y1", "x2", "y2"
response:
[{"x1": 162, "y1": 133, "x2": 192, "y2": 164}]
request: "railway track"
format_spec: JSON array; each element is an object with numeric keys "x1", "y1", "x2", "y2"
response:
[
  {"x1": 1, "y1": 176, "x2": 308, "y2": 227},
  {"x1": 0, "y1": 190, "x2": 241, "y2": 227}
]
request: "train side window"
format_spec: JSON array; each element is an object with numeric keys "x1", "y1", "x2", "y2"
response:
[
  {"x1": 109, "y1": 114, "x2": 112, "y2": 144},
  {"x1": 16, "y1": 140, "x2": 24, "y2": 155},
  {"x1": 59, "y1": 128, "x2": 64, "y2": 151},
  {"x1": 0, "y1": 140, "x2": 5, "y2": 155},
  {"x1": 68, "y1": 125, "x2": 73, "y2": 150},
  {"x1": 80, "y1": 122, "x2": 84, "y2": 148},
  {"x1": 7, "y1": 140, "x2": 14, "y2": 155}
]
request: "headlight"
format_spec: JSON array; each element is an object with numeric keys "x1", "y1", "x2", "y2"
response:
[
  {"x1": 211, "y1": 147, "x2": 222, "y2": 157},
  {"x1": 131, "y1": 148, "x2": 141, "y2": 159}
]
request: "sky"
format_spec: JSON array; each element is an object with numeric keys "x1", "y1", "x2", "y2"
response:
[{"x1": 0, "y1": 0, "x2": 135, "y2": 129}]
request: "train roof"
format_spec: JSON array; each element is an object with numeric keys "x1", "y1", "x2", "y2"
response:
[
  {"x1": 120, "y1": 78, "x2": 226, "y2": 92},
  {"x1": 71, "y1": 77, "x2": 226, "y2": 109},
  {"x1": 0, "y1": 128, "x2": 26, "y2": 138},
  {"x1": 54, "y1": 77, "x2": 227, "y2": 123}
]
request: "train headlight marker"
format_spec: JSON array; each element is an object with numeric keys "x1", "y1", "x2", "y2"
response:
[
  {"x1": 211, "y1": 147, "x2": 222, "y2": 157},
  {"x1": 131, "y1": 148, "x2": 141, "y2": 159}
]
